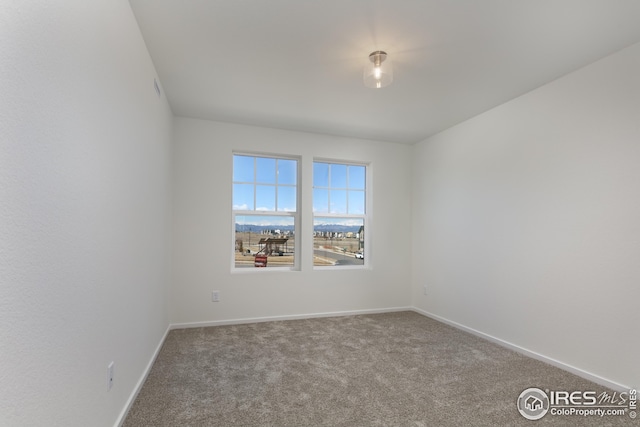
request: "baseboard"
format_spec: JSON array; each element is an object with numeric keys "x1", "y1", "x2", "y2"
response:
[
  {"x1": 170, "y1": 306, "x2": 413, "y2": 330},
  {"x1": 115, "y1": 324, "x2": 171, "y2": 427},
  {"x1": 113, "y1": 306, "x2": 628, "y2": 426},
  {"x1": 410, "y1": 307, "x2": 629, "y2": 392}
]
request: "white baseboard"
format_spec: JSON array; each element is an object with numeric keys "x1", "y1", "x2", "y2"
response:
[
  {"x1": 116, "y1": 305, "x2": 629, "y2": 427},
  {"x1": 170, "y1": 306, "x2": 412, "y2": 330},
  {"x1": 115, "y1": 324, "x2": 171, "y2": 427},
  {"x1": 410, "y1": 307, "x2": 630, "y2": 392}
]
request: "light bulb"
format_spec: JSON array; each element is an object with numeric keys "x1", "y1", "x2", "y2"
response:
[{"x1": 364, "y1": 50, "x2": 392, "y2": 89}]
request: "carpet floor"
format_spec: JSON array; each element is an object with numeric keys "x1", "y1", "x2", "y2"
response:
[{"x1": 123, "y1": 311, "x2": 633, "y2": 426}]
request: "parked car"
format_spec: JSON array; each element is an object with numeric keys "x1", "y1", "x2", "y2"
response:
[{"x1": 355, "y1": 251, "x2": 364, "y2": 259}]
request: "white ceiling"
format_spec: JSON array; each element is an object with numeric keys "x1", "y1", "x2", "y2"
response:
[{"x1": 129, "y1": 0, "x2": 640, "y2": 144}]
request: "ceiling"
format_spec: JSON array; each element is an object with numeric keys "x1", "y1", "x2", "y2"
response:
[{"x1": 129, "y1": 0, "x2": 640, "y2": 145}]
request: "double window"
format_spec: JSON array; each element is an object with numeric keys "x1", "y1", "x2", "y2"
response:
[{"x1": 232, "y1": 153, "x2": 367, "y2": 270}]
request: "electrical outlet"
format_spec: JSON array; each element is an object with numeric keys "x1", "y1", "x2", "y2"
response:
[
  {"x1": 212, "y1": 291, "x2": 220, "y2": 302},
  {"x1": 423, "y1": 286, "x2": 428, "y2": 295},
  {"x1": 107, "y1": 362, "x2": 114, "y2": 391}
]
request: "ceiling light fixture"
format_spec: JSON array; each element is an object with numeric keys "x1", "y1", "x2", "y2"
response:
[{"x1": 364, "y1": 50, "x2": 393, "y2": 89}]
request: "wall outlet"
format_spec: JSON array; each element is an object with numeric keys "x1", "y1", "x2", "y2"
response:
[
  {"x1": 212, "y1": 291, "x2": 220, "y2": 302},
  {"x1": 423, "y1": 286, "x2": 428, "y2": 295},
  {"x1": 107, "y1": 361, "x2": 114, "y2": 391}
]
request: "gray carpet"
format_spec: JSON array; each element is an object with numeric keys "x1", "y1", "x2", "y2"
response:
[{"x1": 123, "y1": 311, "x2": 634, "y2": 426}]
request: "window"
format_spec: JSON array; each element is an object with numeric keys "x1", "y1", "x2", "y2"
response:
[
  {"x1": 313, "y1": 161, "x2": 366, "y2": 267},
  {"x1": 233, "y1": 154, "x2": 299, "y2": 269}
]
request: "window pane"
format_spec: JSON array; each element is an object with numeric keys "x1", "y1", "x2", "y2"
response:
[
  {"x1": 233, "y1": 184, "x2": 254, "y2": 210},
  {"x1": 348, "y1": 165, "x2": 365, "y2": 190},
  {"x1": 348, "y1": 190, "x2": 365, "y2": 214},
  {"x1": 313, "y1": 217, "x2": 364, "y2": 266},
  {"x1": 330, "y1": 164, "x2": 347, "y2": 188},
  {"x1": 256, "y1": 185, "x2": 275, "y2": 211},
  {"x1": 329, "y1": 189, "x2": 347, "y2": 214},
  {"x1": 277, "y1": 186, "x2": 296, "y2": 212},
  {"x1": 278, "y1": 159, "x2": 297, "y2": 185},
  {"x1": 313, "y1": 188, "x2": 328, "y2": 213},
  {"x1": 235, "y1": 215, "x2": 296, "y2": 268},
  {"x1": 233, "y1": 155, "x2": 254, "y2": 182},
  {"x1": 256, "y1": 157, "x2": 276, "y2": 184},
  {"x1": 313, "y1": 162, "x2": 329, "y2": 187}
]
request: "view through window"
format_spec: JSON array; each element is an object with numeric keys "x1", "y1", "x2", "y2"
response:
[
  {"x1": 313, "y1": 161, "x2": 366, "y2": 267},
  {"x1": 233, "y1": 154, "x2": 298, "y2": 269}
]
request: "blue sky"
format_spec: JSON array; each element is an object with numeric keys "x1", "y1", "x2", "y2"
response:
[
  {"x1": 233, "y1": 156, "x2": 365, "y2": 224},
  {"x1": 235, "y1": 215, "x2": 294, "y2": 227},
  {"x1": 235, "y1": 215, "x2": 363, "y2": 229},
  {"x1": 313, "y1": 162, "x2": 365, "y2": 215},
  {"x1": 233, "y1": 155, "x2": 297, "y2": 211}
]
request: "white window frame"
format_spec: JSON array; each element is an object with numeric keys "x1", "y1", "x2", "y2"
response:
[
  {"x1": 232, "y1": 152, "x2": 301, "y2": 272},
  {"x1": 312, "y1": 159, "x2": 370, "y2": 270}
]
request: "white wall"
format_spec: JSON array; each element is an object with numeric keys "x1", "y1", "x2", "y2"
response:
[
  {"x1": 3, "y1": 1, "x2": 636, "y2": 423},
  {"x1": 172, "y1": 118, "x2": 412, "y2": 324},
  {"x1": 0, "y1": 1, "x2": 173, "y2": 426},
  {"x1": 411, "y1": 42, "x2": 640, "y2": 389}
]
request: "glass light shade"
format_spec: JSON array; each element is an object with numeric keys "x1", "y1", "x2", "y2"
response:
[{"x1": 363, "y1": 51, "x2": 393, "y2": 89}]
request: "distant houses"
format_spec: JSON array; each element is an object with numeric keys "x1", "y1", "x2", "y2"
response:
[
  {"x1": 236, "y1": 224, "x2": 363, "y2": 248},
  {"x1": 313, "y1": 230, "x2": 361, "y2": 239}
]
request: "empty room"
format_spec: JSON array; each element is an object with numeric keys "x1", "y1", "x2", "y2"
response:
[{"x1": 1, "y1": 1, "x2": 639, "y2": 426}]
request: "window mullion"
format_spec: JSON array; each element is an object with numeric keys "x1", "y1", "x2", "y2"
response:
[
  {"x1": 345, "y1": 165, "x2": 349, "y2": 214},
  {"x1": 253, "y1": 157, "x2": 257, "y2": 213},
  {"x1": 327, "y1": 165, "x2": 331, "y2": 214}
]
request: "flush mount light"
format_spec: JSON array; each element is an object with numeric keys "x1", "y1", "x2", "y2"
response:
[{"x1": 363, "y1": 50, "x2": 393, "y2": 89}]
